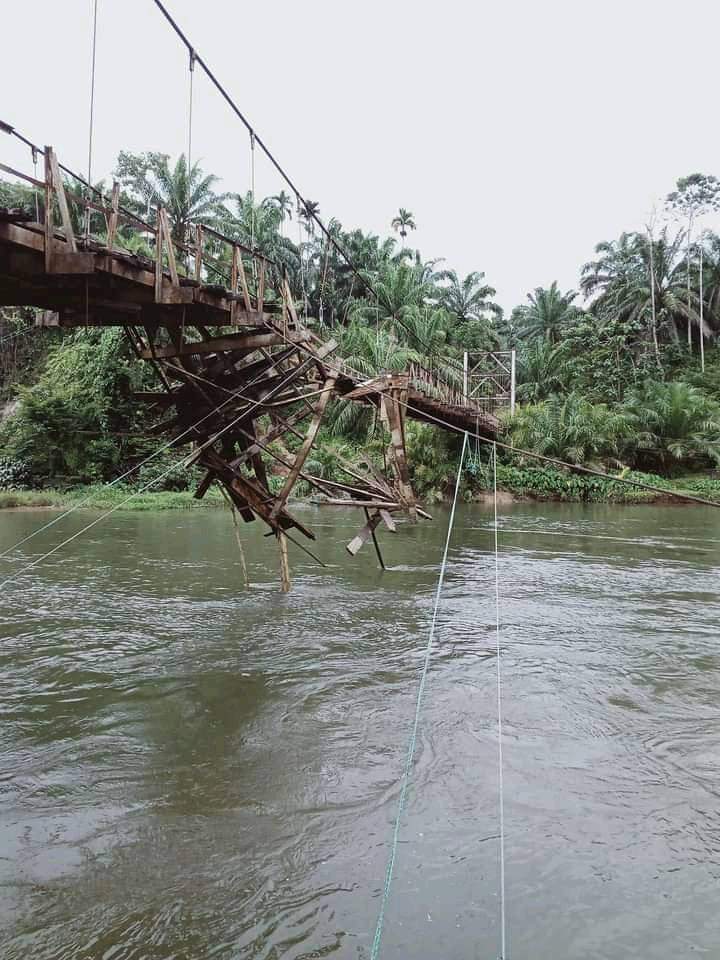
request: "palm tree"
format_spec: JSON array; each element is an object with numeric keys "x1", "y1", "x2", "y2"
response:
[
  {"x1": 624, "y1": 380, "x2": 720, "y2": 473},
  {"x1": 391, "y1": 208, "x2": 416, "y2": 240},
  {"x1": 515, "y1": 339, "x2": 569, "y2": 402},
  {"x1": 516, "y1": 282, "x2": 579, "y2": 343},
  {"x1": 438, "y1": 270, "x2": 502, "y2": 324},
  {"x1": 300, "y1": 200, "x2": 320, "y2": 236},
  {"x1": 115, "y1": 150, "x2": 228, "y2": 246},
  {"x1": 267, "y1": 190, "x2": 293, "y2": 237},
  {"x1": 507, "y1": 393, "x2": 632, "y2": 466},
  {"x1": 581, "y1": 229, "x2": 704, "y2": 357}
]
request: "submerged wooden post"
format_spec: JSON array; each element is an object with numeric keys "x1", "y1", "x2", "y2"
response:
[{"x1": 277, "y1": 530, "x2": 291, "y2": 593}]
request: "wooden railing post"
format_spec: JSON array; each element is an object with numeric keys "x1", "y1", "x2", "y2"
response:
[
  {"x1": 154, "y1": 206, "x2": 163, "y2": 301},
  {"x1": 43, "y1": 147, "x2": 53, "y2": 272}
]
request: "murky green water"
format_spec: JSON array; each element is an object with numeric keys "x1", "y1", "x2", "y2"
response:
[{"x1": 1, "y1": 501, "x2": 719, "y2": 958}]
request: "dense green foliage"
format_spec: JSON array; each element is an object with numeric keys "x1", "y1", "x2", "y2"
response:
[{"x1": 2, "y1": 155, "x2": 720, "y2": 504}]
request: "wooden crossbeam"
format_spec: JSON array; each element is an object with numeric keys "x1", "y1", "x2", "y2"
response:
[{"x1": 139, "y1": 330, "x2": 310, "y2": 360}]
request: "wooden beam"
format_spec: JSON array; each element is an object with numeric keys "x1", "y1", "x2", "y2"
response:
[
  {"x1": 270, "y1": 376, "x2": 336, "y2": 519},
  {"x1": 47, "y1": 148, "x2": 77, "y2": 253},
  {"x1": 139, "y1": 329, "x2": 310, "y2": 360},
  {"x1": 107, "y1": 181, "x2": 120, "y2": 251},
  {"x1": 346, "y1": 512, "x2": 382, "y2": 557},
  {"x1": 159, "y1": 208, "x2": 179, "y2": 286}
]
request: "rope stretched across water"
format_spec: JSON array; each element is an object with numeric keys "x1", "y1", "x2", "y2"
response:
[
  {"x1": 370, "y1": 431, "x2": 468, "y2": 959},
  {"x1": 493, "y1": 441, "x2": 507, "y2": 958}
]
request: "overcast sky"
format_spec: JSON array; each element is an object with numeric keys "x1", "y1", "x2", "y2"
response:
[{"x1": 3, "y1": 0, "x2": 720, "y2": 311}]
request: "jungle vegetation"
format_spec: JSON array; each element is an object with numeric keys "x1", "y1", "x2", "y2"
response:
[{"x1": 2, "y1": 157, "x2": 720, "y2": 502}]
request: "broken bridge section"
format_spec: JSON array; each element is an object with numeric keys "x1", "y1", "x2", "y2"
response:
[{"x1": 0, "y1": 140, "x2": 501, "y2": 588}]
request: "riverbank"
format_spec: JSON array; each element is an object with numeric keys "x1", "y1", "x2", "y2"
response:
[
  {"x1": 0, "y1": 486, "x2": 226, "y2": 511},
  {"x1": 2, "y1": 465, "x2": 719, "y2": 512}
]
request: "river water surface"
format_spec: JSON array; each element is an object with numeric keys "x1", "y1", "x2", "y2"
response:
[{"x1": 1, "y1": 502, "x2": 719, "y2": 959}]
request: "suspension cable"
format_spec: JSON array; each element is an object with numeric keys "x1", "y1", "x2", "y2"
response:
[
  {"x1": 147, "y1": 0, "x2": 432, "y2": 353},
  {"x1": 369, "y1": 431, "x2": 468, "y2": 960},
  {"x1": 85, "y1": 0, "x2": 99, "y2": 239}
]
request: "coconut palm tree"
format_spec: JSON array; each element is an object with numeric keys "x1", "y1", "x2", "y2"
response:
[
  {"x1": 391, "y1": 208, "x2": 416, "y2": 240},
  {"x1": 516, "y1": 283, "x2": 579, "y2": 343}
]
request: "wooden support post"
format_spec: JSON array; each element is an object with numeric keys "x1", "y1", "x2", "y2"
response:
[
  {"x1": 277, "y1": 530, "x2": 291, "y2": 592},
  {"x1": 47, "y1": 148, "x2": 77, "y2": 252},
  {"x1": 43, "y1": 147, "x2": 53, "y2": 272},
  {"x1": 383, "y1": 390, "x2": 417, "y2": 522},
  {"x1": 365, "y1": 506, "x2": 386, "y2": 570},
  {"x1": 270, "y1": 376, "x2": 336, "y2": 519},
  {"x1": 194, "y1": 225, "x2": 204, "y2": 282},
  {"x1": 106, "y1": 182, "x2": 120, "y2": 251},
  {"x1": 237, "y1": 251, "x2": 252, "y2": 311},
  {"x1": 154, "y1": 208, "x2": 163, "y2": 302},
  {"x1": 257, "y1": 258, "x2": 266, "y2": 315},
  {"x1": 159, "y1": 208, "x2": 179, "y2": 286}
]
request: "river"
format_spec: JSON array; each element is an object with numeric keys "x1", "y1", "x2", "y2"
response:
[{"x1": 1, "y1": 502, "x2": 719, "y2": 959}]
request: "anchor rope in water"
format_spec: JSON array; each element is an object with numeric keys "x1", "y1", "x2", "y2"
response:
[
  {"x1": 493, "y1": 441, "x2": 507, "y2": 959},
  {"x1": 370, "y1": 431, "x2": 468, "y2": 960}
]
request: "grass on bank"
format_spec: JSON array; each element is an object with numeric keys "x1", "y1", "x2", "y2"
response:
[{"x1": 0, "y1": 484, "x2": 226, "y2": 511}]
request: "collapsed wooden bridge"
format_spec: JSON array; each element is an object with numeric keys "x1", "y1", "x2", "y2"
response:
[{"x1": 0, "y1": 140, "x2": 503, "y2": 588}]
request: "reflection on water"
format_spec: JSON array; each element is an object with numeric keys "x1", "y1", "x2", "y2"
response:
[{"x1": 1, "y1": 502, "x2": 719, "y2": 958}]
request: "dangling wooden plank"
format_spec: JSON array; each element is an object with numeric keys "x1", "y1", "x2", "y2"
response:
[
  {"x1": 277, "y1": 530, "x2": 291, "y2": 593},
  {"x1": 346, "y1": 511, "x2": 382, "y2": 556}
]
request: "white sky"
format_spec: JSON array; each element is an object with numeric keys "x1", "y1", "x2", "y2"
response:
[{"x1": 3, "y1": 0, "x2": 720, "y2": 311}]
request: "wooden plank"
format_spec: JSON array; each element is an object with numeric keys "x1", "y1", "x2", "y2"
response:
[
  {"x1": 322, "y1": 499, "x2": 400, "y2": 509},
  {"x1": 236, "y1": 250, "x2": 252, "y2": 311},
  {"x1": 154, "y1": 209, "x2": 163, "y2": 302},
  {"x1": 48, "y1": 252, "x2": 95, "y2": 274},
  {"x1": 44, "y1": 148, "x2": 53, "y2": 272},
  {"x1": 378, "y1": 509, "x2": 397, "y2": 532},
  {"x1": 160, "y1": 208, "x2": 179, "y2": 286},
  {"x1": 107, "y1": 182, "x2": 120, "y2": 251},
  {"x1": 47, "y1": 148, "x2": 77, "y2": 253},
  {"x1": 138, "y1": 329, "x2": 310, "y2": 360},
  {"x1": 270, "y1": 376, "x2": 336, "y2": 519},
  {"x1": 256, "y1": 259, "x2": 265, "y2": 315},
  {"x1": 277, "y1": 531, "x2": 291, "y2": 592},
  {"x1": 194, "y1": 225, "x2": 203, "y2": 282},
  {"x1": 346, "y1": 512, "x2": 382, "y2": 557}
]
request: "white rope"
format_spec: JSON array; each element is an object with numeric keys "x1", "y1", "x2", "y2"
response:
[
  {"x1": 370, "y1": 431, "x2": 468, "y2": 960},
  {"x1": 493, "y1": 441, "x2": 507, "y2": 959}
]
